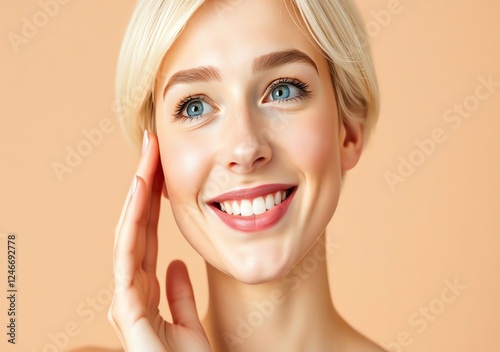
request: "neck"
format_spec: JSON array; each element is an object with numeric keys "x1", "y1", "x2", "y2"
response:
[{"x1": 202, "y1": 232, "x2": 351, "y2": 352}]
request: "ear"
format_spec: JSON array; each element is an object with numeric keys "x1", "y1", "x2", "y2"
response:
[{"x1": 339, "y1": 119, "x2": 364, "y2": 171}]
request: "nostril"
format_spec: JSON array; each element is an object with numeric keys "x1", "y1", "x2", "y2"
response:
[{"x1": 226, "y1": 152, "x2": 270, "y2": 172}]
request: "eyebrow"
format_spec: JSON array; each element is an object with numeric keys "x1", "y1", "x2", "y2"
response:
[
  {"x1": 163, "y1": 49, "x2": 318, "y2": 97},
  {"x1": 252, "y1": 49, "x2": 318, "y2": 75},
  {"x1": 162, "y1": 66, "x2": 221, "y2": 97}
]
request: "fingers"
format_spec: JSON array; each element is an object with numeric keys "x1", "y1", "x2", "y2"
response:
[
  {"x1": 115, "y1": 131, "x2": 160, "y2": 248},
  {"x1": 113, "y1": 176, "x2": 148, "y2": 289},
  {"x1": 113, "y1": 131, "x2": 162, "y2": 285},
  {"x1": 109, "y1": 176, "x2": 147, "y2": 347},
  {"x1": 142, "y1": 163, "x2": 164, "y2": 274},
  {"x1": 166, "y1": 260, "x2": 203, "y2": 328}
]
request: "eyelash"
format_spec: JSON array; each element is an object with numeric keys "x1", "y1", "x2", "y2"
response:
[{"x1": 173, "y1": 77, "x2": 311, "y2": 121}]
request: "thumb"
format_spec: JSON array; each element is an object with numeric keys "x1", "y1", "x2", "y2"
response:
[{"x1": 166, "y1": 260, "x2": 203, "y2": 328}]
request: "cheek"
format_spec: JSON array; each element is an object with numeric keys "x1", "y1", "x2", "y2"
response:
[
  {"x1": 284, "y1": 112, "x2": 342, "y2": 250},
  {"x1": 159, "y1": 132, "x2": 212, "y2": 201},
  {"x1": 285, "y1": 112, "x2": 341, "y2": 176}
]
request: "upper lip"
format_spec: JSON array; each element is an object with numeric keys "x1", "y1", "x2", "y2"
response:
[{"x1": 207, "y1": 183, "x2": 296, "y2": 204}]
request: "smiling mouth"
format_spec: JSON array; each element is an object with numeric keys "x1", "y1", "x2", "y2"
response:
[{"x1": 211, "y1": 187, "x2": 296, "y2": 217}]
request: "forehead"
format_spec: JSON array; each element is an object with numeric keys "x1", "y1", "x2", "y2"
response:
[{"x1": 157, "y1": 0, "x2": 325, "y2": 80}]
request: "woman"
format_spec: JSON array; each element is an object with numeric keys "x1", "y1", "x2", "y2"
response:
[{"x1": 108, "y1": 0, "x2": 384, "y2": 350}]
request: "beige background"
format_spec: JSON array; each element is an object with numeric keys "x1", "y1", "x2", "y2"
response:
[{"x1": 1, "y1": 0, "x2": 499, "y2": 351}]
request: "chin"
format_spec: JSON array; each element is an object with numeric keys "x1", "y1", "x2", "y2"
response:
[
  {"x1": 216, "y1": 247, "x2": 300, "y2": 285},
  {"x1": 228, "y1": 268, "x2": 290, "y2": 286}
]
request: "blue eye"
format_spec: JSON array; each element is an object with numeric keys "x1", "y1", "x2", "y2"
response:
[
  {"x1": 271, "y1": 84, "x2": 291, "y2": 100},
  {"x1": 175, "y1": 96, "x2": 215, "y2": 121},
  {"x1": 186, "y1": 100, "x2": 204, "y2": 117},
  {"x1": 266, "y1": 78, "x2": 310, "y2": 103}
]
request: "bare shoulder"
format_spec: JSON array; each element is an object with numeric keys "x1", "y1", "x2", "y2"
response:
[{"x1": 68, "y1": 347, "x2": 123, "y2": 352}]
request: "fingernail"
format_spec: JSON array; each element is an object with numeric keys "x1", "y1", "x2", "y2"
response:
[
  {"x1": 142, "y1": 130, "x2": 149, "y2": 154},
  {"x1": 130, "y1": 176, "x2": 138, "y2": 196}
]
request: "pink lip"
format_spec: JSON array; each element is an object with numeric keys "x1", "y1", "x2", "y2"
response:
[
  {"x1": 207, "y1": 184, "x2": 295, "y2": 203},
  {"x1": 208, "y1": 186, "x2": 297, "y2": 233}
]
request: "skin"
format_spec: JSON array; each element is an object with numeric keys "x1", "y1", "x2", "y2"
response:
[{"x1": 103, "y1": 0, "x2": 388, "y2": 351}]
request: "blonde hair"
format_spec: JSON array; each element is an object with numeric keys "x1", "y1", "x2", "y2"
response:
[{"x1": 116, "y1": 0, "x2": 379, "y2": 149}]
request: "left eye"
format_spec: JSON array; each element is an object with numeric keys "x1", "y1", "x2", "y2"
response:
[{"x1": 267, "y1": 83, "x2": 301, "y2": 101}]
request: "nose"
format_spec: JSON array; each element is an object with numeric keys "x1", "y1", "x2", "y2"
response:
[{"x1": 219, "y1": 117, "x2": 272, "y2": 174}]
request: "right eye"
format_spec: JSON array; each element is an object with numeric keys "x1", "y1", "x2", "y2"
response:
[{"x1": 174, "y1": 95, "x2": 217, "y2": 122}]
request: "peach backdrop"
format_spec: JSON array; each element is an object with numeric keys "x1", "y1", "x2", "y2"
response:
[{"x1": 1, "y1": 0, "x2": 499, "y2": 351}]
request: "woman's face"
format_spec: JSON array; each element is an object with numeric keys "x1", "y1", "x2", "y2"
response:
[{"x1": 155, "y1": 0, "x2": 362, "y2": 283}]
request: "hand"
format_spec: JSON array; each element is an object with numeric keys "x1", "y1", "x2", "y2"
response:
[{"x1": 108, "y1": 131, "x2": 212, "y2": 352}]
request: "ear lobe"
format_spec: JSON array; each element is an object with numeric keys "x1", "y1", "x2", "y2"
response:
[{"x1": 339, "y1": 119, "x2": 364, "y2": 171}]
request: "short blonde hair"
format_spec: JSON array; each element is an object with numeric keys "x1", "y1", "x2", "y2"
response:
[{"x1": 116, "y1": 0, "x2": 379, "y2": 149}]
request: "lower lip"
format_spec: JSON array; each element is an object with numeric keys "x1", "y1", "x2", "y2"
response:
[{"x1": 210, "y1": 188, "x2": 296, "y2": 233}]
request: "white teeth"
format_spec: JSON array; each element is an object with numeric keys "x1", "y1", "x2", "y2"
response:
[
  {"x1": 224, "y1": 201, "x2": 232, "y2": 214},
  {"x1": 265, "y1": 194, "x2": 275, "y2": 210},
  {"x1": 232, "y1": 201, "x2": 240, "y2": 215},
  {"x1": 274, "y1": 192, "x2": 282, "y2": 205},
  {"x1": 252, "y1": 197, "x2": 267, "y2": 215},
  {"x1": 216, "y1": 188, "x2": 293, "y2": 216},
  {"x1": 240, "y1": 199, "x2": 253, "y2": 216}
]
